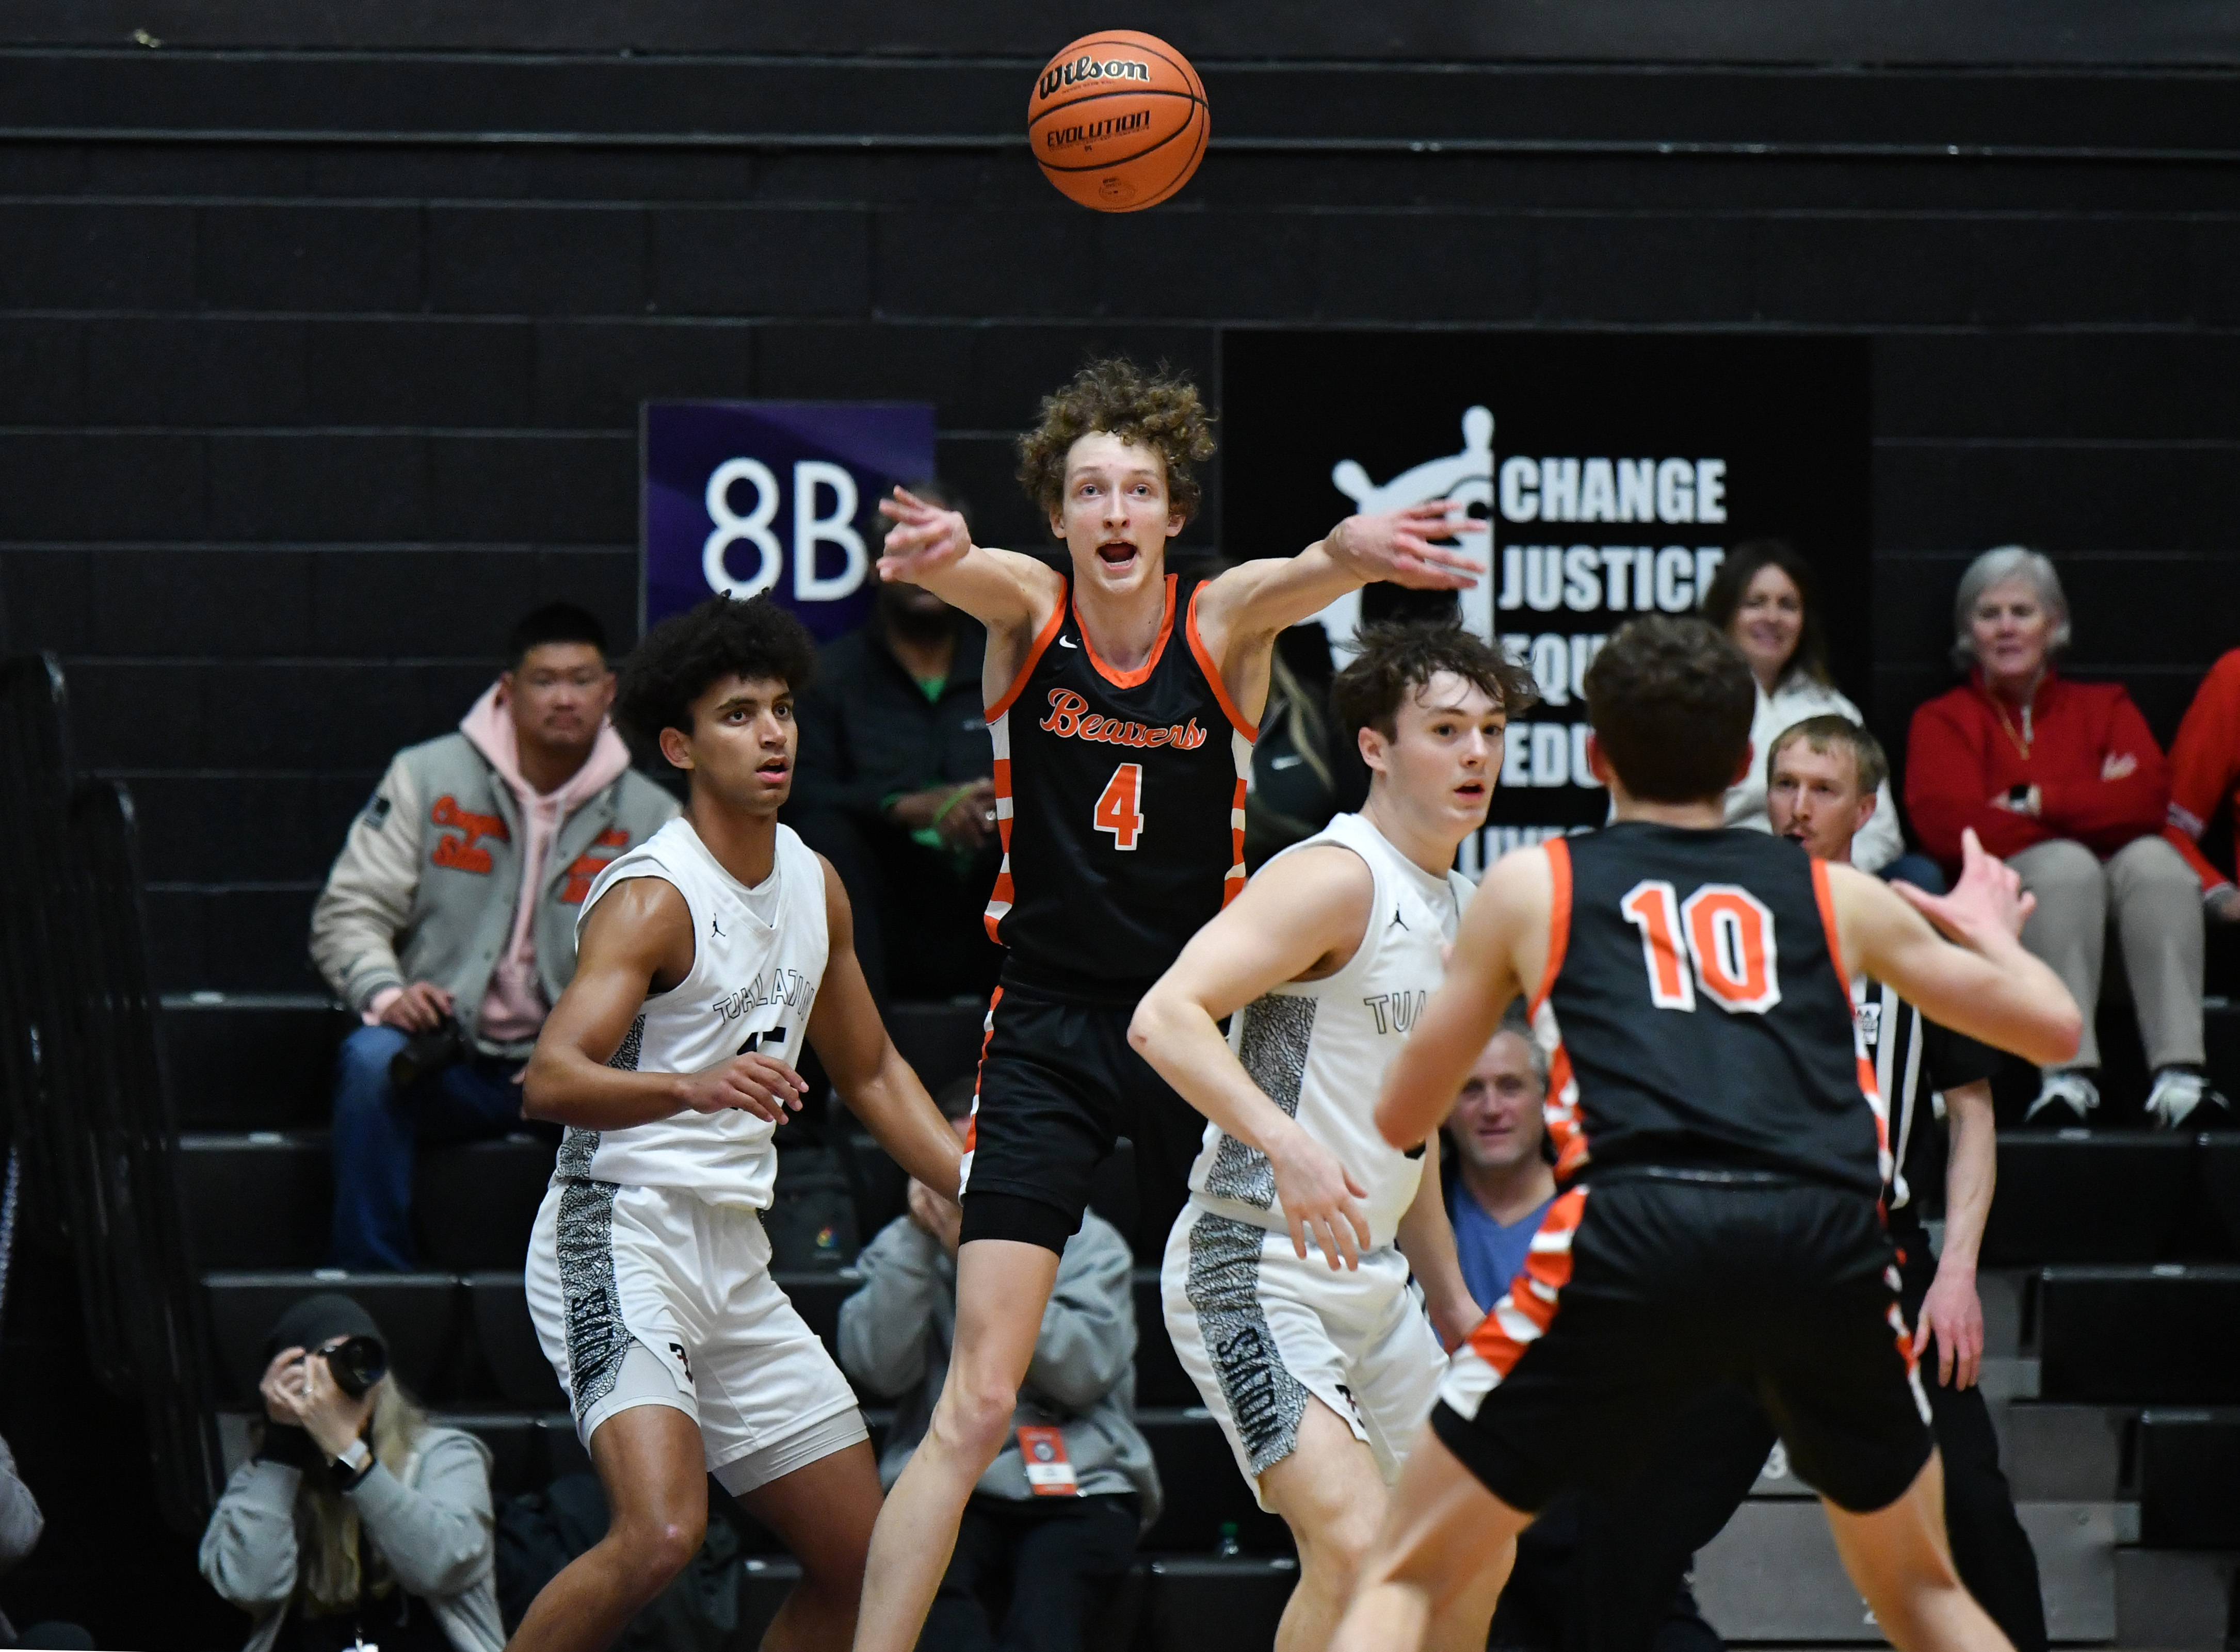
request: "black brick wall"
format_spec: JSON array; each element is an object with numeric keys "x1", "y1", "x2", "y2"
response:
[{"x1": 2, "y1": 25, "x2": 2238, "y2": 990}]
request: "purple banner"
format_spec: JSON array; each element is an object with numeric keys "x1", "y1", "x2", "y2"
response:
[{"x1": 641, "y1": 401, "x2": 938, "y2": 641}]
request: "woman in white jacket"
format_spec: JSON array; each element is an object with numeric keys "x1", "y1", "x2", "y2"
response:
[
  {"x1": 200, "y1": 1294, "x2": 502, "y2": 1652},
  {"x1": 1700, "y1": 540, "x2": 1935, "y2": 883}
]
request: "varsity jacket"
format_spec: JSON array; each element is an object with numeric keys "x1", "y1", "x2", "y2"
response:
[
  {"x1": 2165, "y1": 649, "x2": 2240, "y2": 902},
  {"x1": 839, "y1": 1211, "x2": 1163, "y2": 1528},
  {"x1": 310, "y1": 717, "x2": 677, "y2": 1058}
]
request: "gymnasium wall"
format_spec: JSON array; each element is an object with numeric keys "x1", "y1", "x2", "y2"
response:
[{"x1": 2, "y1": 3, "x2": 2237, "y2": 991}]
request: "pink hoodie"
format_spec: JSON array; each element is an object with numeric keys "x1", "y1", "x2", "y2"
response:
[{"x1": 460, "y1": 683, "x2": 635, "y2": 1046}]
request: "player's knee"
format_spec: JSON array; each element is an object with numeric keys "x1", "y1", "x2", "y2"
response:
[
  {"x1": 932, "y1": 1372, "x2": 1020, "y2": 1462},
  {"x1": 614, "y1": 1511, "x2": 705, "y2": 1601}
]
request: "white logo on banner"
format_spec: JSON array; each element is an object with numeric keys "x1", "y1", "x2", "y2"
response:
[
  {"x1": 703, "y1": 459, "x2": 872, "y2": 604},
  {"x1": 1318, "y1": 406, "x2": 1497, "y2": 660}
]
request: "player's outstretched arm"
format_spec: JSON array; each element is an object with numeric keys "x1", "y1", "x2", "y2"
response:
[
  {"x1": 1829, "y1": 829, "x2": 2084, "y2": 1068},
  {"x1": 875, "y1": 486, "x2": 1064, "y2": 642},
  {"x1": 523, "y1": 879, "x2": 812, "y2": 1129},
  {"x1": 1394, "y1": 1151, "x2": 1482, "y2": 1352},
  {"x1": 1375, "y1": 847, "x2": 1545, "y2": 1151},
  {"x1": 1127, "y1": 845, "x2": 1379, "y2": 1270},
  {"x1": 804, "y1": 856, "x2": 964, "y2": 1202},
  {"x1": 1195, "y1": 503, "x2": 1486, "y2": 647}
]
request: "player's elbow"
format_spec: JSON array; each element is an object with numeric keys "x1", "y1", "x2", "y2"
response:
[
  {"x1": 2034, "y1": 999, "x2": 2086, "y2": 1068},
  {"x1": 1124, "y1": 992, "x2": 1170, "y2": 1061},
  {"x1": 520, "y1": 1051, "x2": 560, "y2": 1122}
]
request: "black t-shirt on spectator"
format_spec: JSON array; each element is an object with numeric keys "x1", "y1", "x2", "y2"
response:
[{"x1": 791, "y1": 618, "x2": 992, "y2": 827}]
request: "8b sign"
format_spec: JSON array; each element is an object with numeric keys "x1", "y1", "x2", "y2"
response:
[{"x1": 642, "y1": 402, "x2": 937, "y2": 640}]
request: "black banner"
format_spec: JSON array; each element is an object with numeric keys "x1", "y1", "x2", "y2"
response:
[{"x1": 1221, "y1": 331, "x2": 1871, "y2": 873}]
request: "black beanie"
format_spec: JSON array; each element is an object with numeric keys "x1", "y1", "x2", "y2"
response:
[{"x1": 263, "y1": 1293, "x2": 382, "y2": 1365}]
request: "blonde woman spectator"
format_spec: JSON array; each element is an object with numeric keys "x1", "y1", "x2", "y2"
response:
[
  {"x1": 1906, "y1": 547, "x2": 2224, "y2": 1129},
  {"x1": 201, "y1": 1294, "x2": 501, "y2": 1652}
]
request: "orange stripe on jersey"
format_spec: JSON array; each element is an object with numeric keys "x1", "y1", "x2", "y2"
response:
[
  {"x1": 1222, "y1": 774, "x2": 1248, "y2": 906},
  {"x1": 1530, "y1": 836, "x2": 1574, "y2": 1017},
  {"x1": 1185, "y1": 581, "x2": 1259, "y2": 739},
  {"x1": 1541, "y1": 1029, "x2": 1591, "y2": 1179},
  {"x1": 1463, "y1": 1186, "x2": 1587, "y2": 1379},
  {"x1": 987, "y1": 602, "x2": 1068, "y2": 724},
  {"x1": 1076, "y1": 574, "x2": 1177, "y2": 691}
]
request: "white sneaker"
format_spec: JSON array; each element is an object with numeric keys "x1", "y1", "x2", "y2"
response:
[
  {"x1": 2026, "y1": 1071, "x2": 2100, "y2": 1125},
  {"x1": 2145, "y1": 1067, "x2": 2232, "y2": 1130}
]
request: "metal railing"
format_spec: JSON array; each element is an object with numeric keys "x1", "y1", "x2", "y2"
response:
[{"x1": 0, "y1": 653, "x2": 221, "y2": 1534}]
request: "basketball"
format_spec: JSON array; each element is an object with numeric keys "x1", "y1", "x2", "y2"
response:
[{"x1": 1027, "y1": 30, "x2": 1208, "y2": 212}]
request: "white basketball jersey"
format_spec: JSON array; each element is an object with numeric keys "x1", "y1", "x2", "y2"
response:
[
  {"x1": 1186, "y1": 812, "x2": 1471, "y2": 1252},
  {"x1": 554, "y1": 816, "x2": 827, "y2": 1207}
]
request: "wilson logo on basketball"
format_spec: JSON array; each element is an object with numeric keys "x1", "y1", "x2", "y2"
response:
[
  {"x1": 1043, "y1": 109, "x2": 1152, "y2": 150},
  {"x1": 1037, "y1": 55, "x2": 1151, "y2": 100},
  {"x1": 1039, "y1": 688, "x2": 1208, "y2": 750}
]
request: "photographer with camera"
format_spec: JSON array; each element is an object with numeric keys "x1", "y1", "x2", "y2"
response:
[
  {"x1": 201, "y1": 1294, "x2": 502, "y2": 1651},
  {"x1": 311, "y1": 603, "x2": 678, "y2": 1270}
]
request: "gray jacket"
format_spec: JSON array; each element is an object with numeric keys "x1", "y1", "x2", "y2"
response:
[
  {"x1": 839, "y1": 1212, "x2": 1162, "y2": 1528},
  {"x1": 309, "y1": 730, "x2": 676, "y2": 1057},
  {"x1": 199, "y1": 1426, "x2": 502, "y2": 1652}
]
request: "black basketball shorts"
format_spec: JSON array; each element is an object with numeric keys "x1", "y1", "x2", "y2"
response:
[
  {"x1": 1430, "y1": 1170, "x2": 1933, "y2": 1516},
  {"x1": 958, "y1": 971, "x2": 1206, "y2": 1256}
]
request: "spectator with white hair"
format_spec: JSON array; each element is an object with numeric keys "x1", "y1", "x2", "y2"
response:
[{"x1": 1906, "y1": 546, "x2": 2225, "y2": 1128}]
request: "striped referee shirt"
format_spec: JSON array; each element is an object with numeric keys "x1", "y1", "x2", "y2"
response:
[{"x1": 1850, "y1": 975, "x2": 2002, "y2": 1219}]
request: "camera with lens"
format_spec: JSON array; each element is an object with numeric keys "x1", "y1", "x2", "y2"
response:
[
  {"x1": 389, "y1": 1013, "x2": 469, "y2": 1088},
  {"x1": 304, "y1": 1335, "x2": 389, "y2": 1400}
]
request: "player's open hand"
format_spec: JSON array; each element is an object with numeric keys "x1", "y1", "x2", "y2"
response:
[
  {"x1": 877, "y1": 486, "x2": 973, "y2": 585},
  {"x1": 1914, "y1": 1264, "x2": 1985, "y2": 1389},
  {"x1": 1326, "y1": 501, "x2": 1487, "y2": 592},
  {"x1": 1891, "y1": 828, "x2": 2035, "y2": 948},
  {"x1": 1269, "y1": 1127, "x2": 1372, "y2": 1272},
  {"x1": 678, "y1": 1052, "x2": 810, "y2": 1122}
]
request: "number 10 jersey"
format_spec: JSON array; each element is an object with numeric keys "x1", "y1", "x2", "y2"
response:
[
  {"x1": 985, "y1": 573, "x2": 1255, "y2": 990},
  {"x1": 1534, "y1": 821, "x2": 1884, "y2": 1197}
]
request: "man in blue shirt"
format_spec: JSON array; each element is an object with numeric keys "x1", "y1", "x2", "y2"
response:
[{"x1": 1443, "y1": 1007, "x2": 1557, "y2": 1311}]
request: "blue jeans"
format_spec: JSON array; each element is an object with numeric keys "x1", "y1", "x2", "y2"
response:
[
  {"x1": 329, "y1": 1023, "x2": 528, "y2": 1271},
  {"x1": 1881, "y1": 852, "x2": 1948, "y2": 897}
]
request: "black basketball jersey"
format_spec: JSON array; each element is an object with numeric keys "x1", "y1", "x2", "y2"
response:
[
  {"x1": 986, "y1": 573, "x2": 1254, "y2": 988},
  {"x1": 1533, "y1": 822, "x2": 1887, "y2": 1197}
]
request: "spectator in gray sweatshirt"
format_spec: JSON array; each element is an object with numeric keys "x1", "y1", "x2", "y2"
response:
[
  {"x1": 840, "y1": 1087, "x2": 1159, "y2": 1652},
  {"x1": 200, "y1": 1294, "x2": 501, "y2": 1652}
]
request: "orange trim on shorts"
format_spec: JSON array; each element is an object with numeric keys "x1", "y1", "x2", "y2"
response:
[
  {"x1": 1185, "y1": 581, "x2": 1258, "y2": 739},
  {"x1": 965, "y1": 985, "x2": 1003, "y2": 1156},
  {"x1": 1074, "y1": 574, "x2": 1176, "y2": 691},
  {"x1": 987, "y1": 601, "x2": 1068, "y2": 724},
  {"x1": 1530, "y1": 836, "x2": 1574, "y2": 1018},
  {"x1": 1464, "y1": 1186, "x2": 1588, "y2": 1379}
]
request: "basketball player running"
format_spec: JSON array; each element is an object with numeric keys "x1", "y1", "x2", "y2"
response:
[
  {"x1": 511, "y1": 595, "x2": 964, "y2": 1652},
  {"x1": 1130, "y1": 623, "x2": 1539, "y2": 1652},
  {"x1": 858, "y1": 358, "x2": 1482, "y2": 1652},
  {"x1": 1327, "y1": 617, "x2": 2084, "y2": 1652}
]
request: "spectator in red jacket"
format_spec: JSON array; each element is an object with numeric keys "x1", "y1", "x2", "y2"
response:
[
  {"x1": 1906, "y1": 546, "x2": 2225, "y2": 1129},
  {"x1": 2164, "y1": 648, "x2": 2240, "y2": 926}
]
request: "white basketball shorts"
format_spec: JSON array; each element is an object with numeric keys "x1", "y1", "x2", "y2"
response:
[
  {"x1": 525, "y1": 1180, "x2": 865, "y2": 1495},
  {"x1": 1162, "y1": 1201, "x2": 1446, "y2": 1508}
]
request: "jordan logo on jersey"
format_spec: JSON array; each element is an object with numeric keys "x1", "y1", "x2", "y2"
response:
[{"x1": 1039, "y1": 688, "x2": 1208, "y2": 751}]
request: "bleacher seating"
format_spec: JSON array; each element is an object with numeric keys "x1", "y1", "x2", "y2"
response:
[
  {"x1": 2038, "y1": 1265, "x2": 2240, "y2": 1405},
  {"x1": 2137, "y1": 1410, "x2": 2240, "y2": 1547}
]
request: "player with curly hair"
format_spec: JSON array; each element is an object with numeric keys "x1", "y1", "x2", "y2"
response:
[
  {"x1": 858, "y1": 359, "x2": 1484, "y2": 1652},
  {"x1": 510, "y1": 593, "x2": 963, "y2": 1652}
]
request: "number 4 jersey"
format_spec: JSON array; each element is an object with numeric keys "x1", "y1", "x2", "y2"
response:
[
  {"x1": 986, "y1": 573, "x2": 1256, "y2": 988},
  {"x1": 1533, "y1": 821, "x2": 1884, "y2": 1197}
]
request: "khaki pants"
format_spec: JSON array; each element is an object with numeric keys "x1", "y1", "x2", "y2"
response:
[{"x1": 2009, "y1": 835, "x2": 2205, "y2": 1072}]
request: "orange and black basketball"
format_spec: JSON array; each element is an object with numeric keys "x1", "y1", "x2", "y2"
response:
[{"x1": 1027, "y1": 30, "x2": 1208, "y2": 212}]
